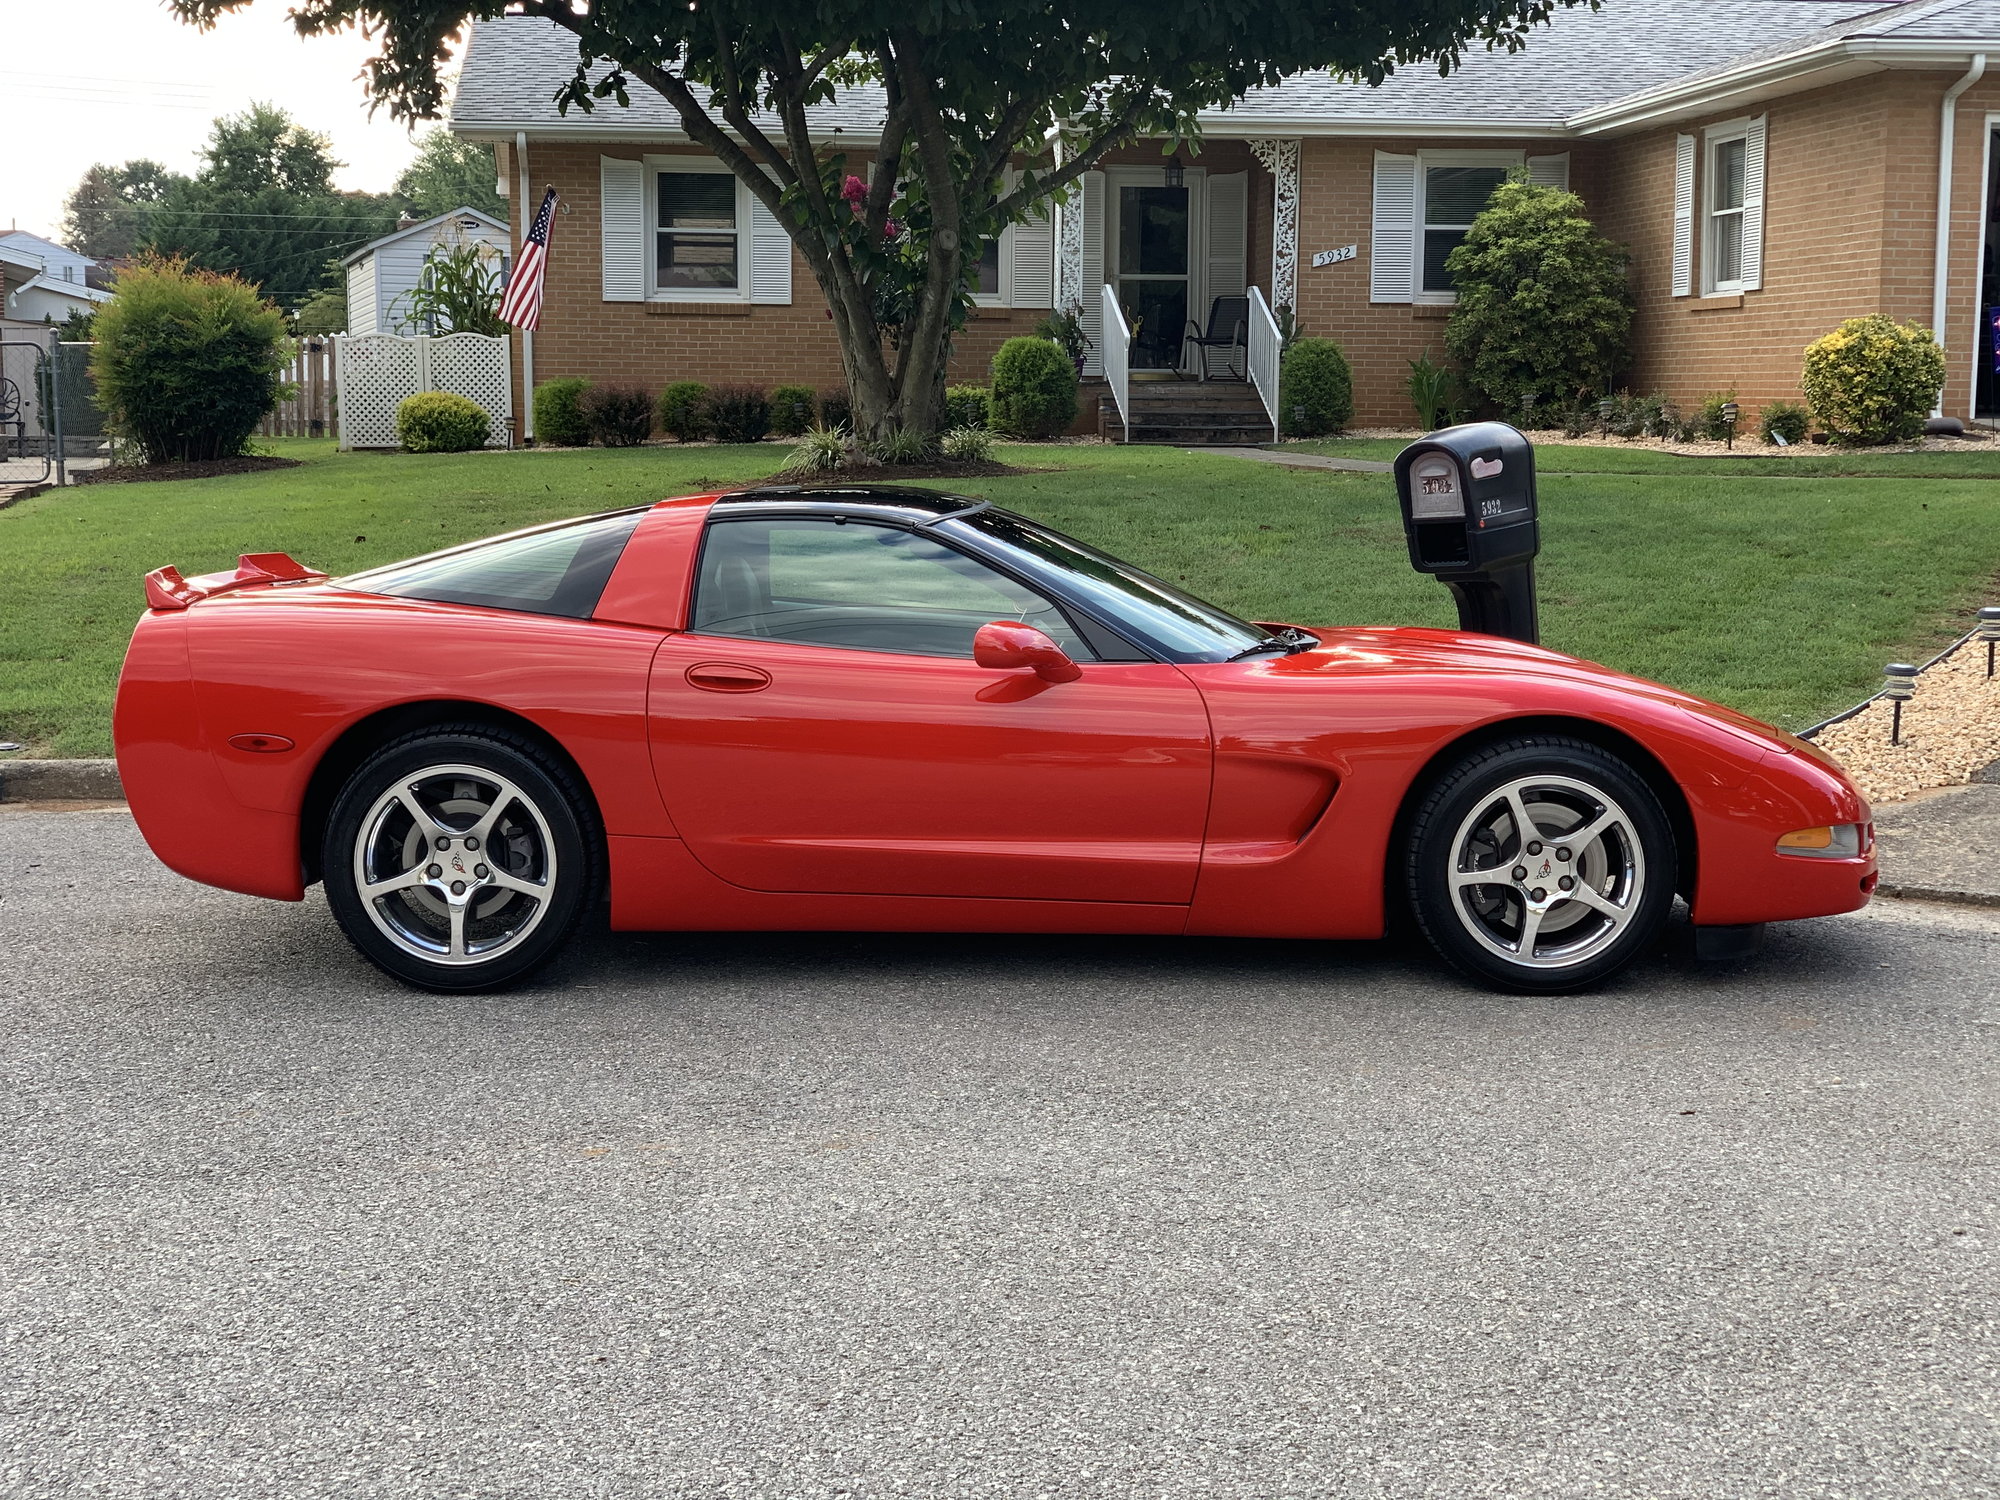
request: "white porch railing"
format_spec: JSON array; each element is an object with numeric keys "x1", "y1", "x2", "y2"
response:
[
  {"x1": 1246, "y1": 286, "x2": 1282, "y2": 443},
  {"x1": 1100, "y1": 283, "x2": 1132, "y2": 444}
]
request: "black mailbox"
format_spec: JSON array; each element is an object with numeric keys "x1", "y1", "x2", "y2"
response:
[{"x1": 1393, "y1": 421, "x2": 1541, "y2": 645}]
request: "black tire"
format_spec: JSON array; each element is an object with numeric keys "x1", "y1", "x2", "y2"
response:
[
  {"x1": 1404, "y1": 735, "x2": 1676, "y2": 993},
  {"x1": 321, "y1": 725, "x2": 599, "y2": 992}
]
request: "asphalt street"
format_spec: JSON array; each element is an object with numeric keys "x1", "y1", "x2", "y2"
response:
[{"x1": 3, "y1": 806, "x2": 1996, "y2": 1500}]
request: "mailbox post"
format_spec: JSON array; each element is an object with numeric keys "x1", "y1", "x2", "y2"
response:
[{"x1": 1393, "y1": 421, "x2": 1541, "y2": 645}]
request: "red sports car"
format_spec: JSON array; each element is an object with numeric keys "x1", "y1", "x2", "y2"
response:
[{"x1": 113, "y1": 486, "x2": 1874, "y2": 993}]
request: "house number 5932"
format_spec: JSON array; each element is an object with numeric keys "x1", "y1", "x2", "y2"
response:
[{"x1": 1311, "y1": 245, "x2": 1358, "y2": 268}]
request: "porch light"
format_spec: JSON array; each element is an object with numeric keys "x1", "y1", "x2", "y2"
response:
[
  {"x1": 1164, "y1": 154, "x2": 1185, "y2": 189},
  {"x1": 1883, "y1": 662, "x2": 1918, "y2": 746},
  {"x1": 1979, "y1": 605, "x2": 2000, "y2": 677}
]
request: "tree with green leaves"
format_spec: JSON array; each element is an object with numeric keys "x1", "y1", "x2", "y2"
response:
[
  {"x1": 1443, "y1": 176, "x2": 1631, "y2": 417},
  {"x1": 170, "y1": 0, "x2": 1591, "y2": 438},
  {"x1": 62, "y1": 160, "x2": 187, "y2": 262},
  {"x1": 395, "y1": 128, "x2": 506, "y2": 221}
]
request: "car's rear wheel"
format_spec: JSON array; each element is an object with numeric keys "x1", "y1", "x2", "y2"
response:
[
  {"x1": 322, "y1": 727, "x2": 597, "y2": 992},
  {"x1": 1405, "y1": 736, "x2": 1676, "y2": 992}
]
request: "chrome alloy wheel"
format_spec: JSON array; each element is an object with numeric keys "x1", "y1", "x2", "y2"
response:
[
  {"x1": 1446, "y1": 773, "x2": 1646, "y2": 971},
  {"x1": 351, "y1": 762, "x2": 558, "y2": 966}
]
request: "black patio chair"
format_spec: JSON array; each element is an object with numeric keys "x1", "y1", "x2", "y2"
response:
[{"x1": 1182, "y1": 295, "x2": 1249, "y2": 381}]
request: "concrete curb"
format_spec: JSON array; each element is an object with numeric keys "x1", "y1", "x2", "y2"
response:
[
  {"x1": 0, "y1": 759, "x2": 124, "y2": 802},
  {"x1": 1875, "y1": 882, "x2": 2000, "y2": 910}
]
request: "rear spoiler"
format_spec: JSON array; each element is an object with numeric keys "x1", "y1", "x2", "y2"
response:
[{"x1": 144, "y1": 552, "x2": 329, "y2": 612}]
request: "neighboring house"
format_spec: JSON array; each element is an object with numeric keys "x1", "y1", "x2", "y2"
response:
[
  {"x1": 342, "y1": 207, "x2": 511, "y2": 335},
  {"x1": 0, "y1": 234, "x2": 111, "y2": 330},
  {"x1": 451, "y1": 0, "x2": 2000, "y2": 430}
]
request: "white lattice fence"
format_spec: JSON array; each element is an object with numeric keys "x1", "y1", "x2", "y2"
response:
[{"x1": 334, "y1": 332, "x2": 513, "y2": 450}]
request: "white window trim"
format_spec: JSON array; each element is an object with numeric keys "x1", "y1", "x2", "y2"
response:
[
  {"x1": 1413, "y1": 149, "x2": 1524, "y2": 305},
  {"x1": 645, "y1": 154, "x2": 751, "y2": 303},
  {"x1": 1702, "y1": 119, "x2": 1752, "y2": 296}
]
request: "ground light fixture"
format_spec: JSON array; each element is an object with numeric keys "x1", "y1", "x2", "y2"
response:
[
  {"x1": 1721, "y1": 400, "x2": 1740, "y2": 449},
  {"x1": 1598, "y1": 396, "x2": 1615, "y2": 435},
  {"x1": 1979, "y1": 604, "x2": 2000, "y2": 677},
  {"x1": 1883, "y1": 662, "x2": 1918, "y2": 745}
]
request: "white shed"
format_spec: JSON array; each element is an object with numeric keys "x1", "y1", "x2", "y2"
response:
[{"x1": 342, "y1": 207, "x2": 510, "y2": 335}]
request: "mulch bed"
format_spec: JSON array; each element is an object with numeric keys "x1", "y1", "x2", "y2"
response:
[
  {"x1": 754, "y1": 458, "x2": 1042, "y2": 485},
  {"x1": 74, "y1": 456, "x2": 302, "y2": 486}
]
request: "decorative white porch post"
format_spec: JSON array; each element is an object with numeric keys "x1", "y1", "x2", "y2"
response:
[
  {"x1": 1054, "y1": 135, "x2": 1083, "y2": 314},
  {"x1": 1246, "y1": 138, "x2": 1301, "y2": 314}
]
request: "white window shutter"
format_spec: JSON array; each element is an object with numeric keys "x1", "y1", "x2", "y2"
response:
[
  {"x1": 1672, "y1": 135, "x2": 1695, "y2": 298},
  {"x1": 1079, "y1": 169, "x2": 1106, "y2": 377},
  {"x1": 1740, "y1": 115, "x2": 1766, "y2": 292},
  {"x1": 749, "y1": 187, "x2": 792, "y2": 304},
  {"x1": 1371, "y1": 152, "x2": 1417, "y2": 303},
  {"x1": 1002, "y1": 168, "x2": 1054, "y2": 310},
  {"x1": 1526, "y1": 153, "x2": 1570, "y2": 192},
  {"x1": 1204, "y1": 171, "x2": 1248, "y2": 308},
  {"x1": 600, "y1": 156, "x2": 646, "y2": 303}
]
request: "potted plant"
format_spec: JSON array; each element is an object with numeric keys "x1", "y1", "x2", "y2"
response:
[{"x1": 1035, "y1": 307, "x2": 1092, "y2": 377}]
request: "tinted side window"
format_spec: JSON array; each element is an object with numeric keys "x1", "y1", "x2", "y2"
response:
[
  {"x1": 341, "y1": 510, "x2": 645, "y2": 619},
  {"x1": 692, "y1": 518, "x2": 1093, "y2": 660}
]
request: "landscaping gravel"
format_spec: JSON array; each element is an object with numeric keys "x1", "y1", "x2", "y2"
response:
[{"x1": 1817, "y1": 640, "x2": 2000, "y2": 806}]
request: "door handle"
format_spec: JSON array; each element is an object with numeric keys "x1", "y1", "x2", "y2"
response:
[{"x1": 686, "y1": 662, "x2": 772, "y2": 693}]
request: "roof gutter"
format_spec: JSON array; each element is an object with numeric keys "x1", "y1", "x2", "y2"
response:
[{"x1": 1933, "y1": 52, "x2": 1986, "y2": 414}]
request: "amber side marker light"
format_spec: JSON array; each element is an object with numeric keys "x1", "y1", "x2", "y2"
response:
[{"x1": 1776, "y1": 825, "x2": 1865, "y2": 859}]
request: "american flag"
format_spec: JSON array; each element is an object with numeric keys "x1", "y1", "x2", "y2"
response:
[{"x1": 497, "y1": 187, "x2": 558, "y2": 331}]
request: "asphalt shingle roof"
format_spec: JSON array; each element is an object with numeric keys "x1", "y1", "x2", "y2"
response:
[{"x1": 451, "y1": 0, "x2": 1998, "y2": 138}]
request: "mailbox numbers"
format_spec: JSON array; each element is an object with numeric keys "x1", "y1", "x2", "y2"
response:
[
  {"x1": 1479, "y1": 497, "x2": 1506, "y2": 519},
  {"x1": 1408, "y1": 457, "x2": 1466, "y2": 520}
]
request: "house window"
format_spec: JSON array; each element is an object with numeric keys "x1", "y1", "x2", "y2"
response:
[
  {"x1": 1420, "y1": 163, "x2": 1509, "y2": 296},
  {"x1": 656, "y1": 170, "x2": 741, "y2": 292},
  {"x1": 974, "y1": 238, "x2": 1002, "y2": 298},
  {"x1": 1706, "y1": 131, "x2": 1748, "y2": 291}
]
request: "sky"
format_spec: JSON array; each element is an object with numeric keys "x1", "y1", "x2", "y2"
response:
[{"x1": 2, "y1": 0, "x2": 463, "y2": 244}]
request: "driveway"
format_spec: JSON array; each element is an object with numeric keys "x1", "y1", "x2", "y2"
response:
[{"x1": 4, "y1": 807, "x2": 1997, "y2": 1499}]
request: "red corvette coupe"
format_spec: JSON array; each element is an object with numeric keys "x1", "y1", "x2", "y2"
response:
[{"x1": 114, "y1": 486, "x2": 1874, "y2": 993}]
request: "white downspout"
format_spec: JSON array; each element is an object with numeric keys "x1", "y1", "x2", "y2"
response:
[
  {"x1": 516, "y1": 130, "x2": 535, "y2": 443},
  {"x1": 1933, "y1": 53, "x2": 1986, "y2": 416}
]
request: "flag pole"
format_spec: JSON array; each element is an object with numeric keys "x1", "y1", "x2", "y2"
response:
[{"x1": 516, "y1": 131, "x2": 535, "y2": 445}]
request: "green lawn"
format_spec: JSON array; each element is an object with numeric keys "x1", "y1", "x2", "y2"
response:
[
  {"x1": 4, "y1": 437, "x2": 1996, "y2": 756},
  {"x1": 1283, "y1": 435, "x2": 2000, "y2": 478}
]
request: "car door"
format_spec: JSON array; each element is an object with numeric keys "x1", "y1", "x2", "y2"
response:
[{"x1": 647, "y1": 513, "x2": 1212, "y2": 903}]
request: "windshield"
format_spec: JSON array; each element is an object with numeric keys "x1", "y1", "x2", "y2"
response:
[{"x1": 946, "y1": 509, "x2": 1271, "y2": 661}]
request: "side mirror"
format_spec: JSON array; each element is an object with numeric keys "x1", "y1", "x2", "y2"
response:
[{"x1": 973, "y1": 620, "x2": 1081, "y2": 683}]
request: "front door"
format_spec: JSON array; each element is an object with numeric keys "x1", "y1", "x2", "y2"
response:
[
  {"x1": 1111, "y1": 178, "x2": 1192, "y2": 371},
  {"x1": 647, "y1": 514, "x2": 1212, "y2": 903}
]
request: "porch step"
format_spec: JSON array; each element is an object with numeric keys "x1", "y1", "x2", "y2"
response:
[{"x1": 1099, "y1": 381, "x2": 1275, "y2": 445}]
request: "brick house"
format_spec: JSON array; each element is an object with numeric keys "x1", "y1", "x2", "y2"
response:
[{"x1": 450, "y1": 0, "x2": 2000, "y2": 436}]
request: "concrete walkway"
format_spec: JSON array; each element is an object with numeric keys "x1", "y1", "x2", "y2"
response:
[
  {"x1": 1181, "y1": 445, "x2": 1394, "y2": 474},
  {"x1": 1875, "y1": 781, "x2": 2000, "y2": 907}
]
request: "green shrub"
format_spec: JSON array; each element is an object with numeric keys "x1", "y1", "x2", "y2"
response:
[
  {"x1": 1691, "y1": 390, "x2": 1739, "y2": 442},
  {"x1": 1443, "y1": 177, "x2": 1632, "y2": 415},
  {"x1": 1279, "y1": 337, "x2": 1353, "y2": 438},
  {"x1": 580, "y1": 384, "x2": 654, "y2": 447},
  {"x1": 1801, "y1": 316, "x2": 1946, "y2": 445},
  {"x1": 1760, "y1": 399, "x2": 1810, "y2": 445},
  {"x1": 656, "y1": 380, "x2": 710, "y2": 442},
  {"x1": 940, "y1": 425, "x2": 994, "y2": 463},
  {"x1": 532, "y1": 377, "x2": 592, "y2": 447},
  {"x1": 88, "y1": 254, "x2": 290, "y2": 463},
  {"x1": 1406, "y1": 348, "x2": 1463, "y2": 431},
  {"x1": 770, "y1": 384, "x2": 817, "y2": 438},
  {"x1": 870, "y1": 427, "x2": 937, "y2": 465},
  {"x1": 818, "y1": 388, "x2": 853, "y2": 432},
  {"x1": 707, "y1": 384, "x2": 772, "y2": 443},
  {"x1": 989, "y1": 337, "x2": 1078, "y2": 438},
  {"x1": 396, "y1": 390, "x2": 489, "y2": 453},
  {"x1": 781, "y1": 425, "x2": 848, "y2": 475},
  {"x1": 944, "y1": 385, "x2": 992, "y2": 429}
]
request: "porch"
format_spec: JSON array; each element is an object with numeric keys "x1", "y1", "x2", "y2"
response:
[{"x1": 1057, "y1": 137, "x2": 1299, "y2": 444}]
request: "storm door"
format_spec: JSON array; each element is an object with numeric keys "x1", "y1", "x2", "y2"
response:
[{"x1": 1109, "y1": 171, "x2": 1198, "y2": 372}]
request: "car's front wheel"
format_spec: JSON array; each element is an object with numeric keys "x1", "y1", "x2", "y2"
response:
[
  {"x1": 1405, "y1": 736, "x2": 1676, "y2": 992},
  {"x1": 322, "y1": 727, "x2": 597, "y2": 992}
]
